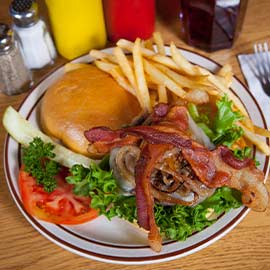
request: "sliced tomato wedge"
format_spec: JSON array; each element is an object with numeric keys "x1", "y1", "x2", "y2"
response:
[{"x1": 19, "y1": 167, "x2": 98, "y2": 224}]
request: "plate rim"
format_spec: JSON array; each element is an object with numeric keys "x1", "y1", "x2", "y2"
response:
[{"x1": 3, "y1": 46, "x2": 269, "y2": 264}]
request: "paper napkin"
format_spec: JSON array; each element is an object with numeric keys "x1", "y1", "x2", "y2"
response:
[{"x1": 238, "y1": 53, "x2": 270, "y2": 127}]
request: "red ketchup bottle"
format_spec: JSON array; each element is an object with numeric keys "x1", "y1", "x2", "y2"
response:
[{"x1": 103, "y1": 0, "x2": 155, "y2": 42}]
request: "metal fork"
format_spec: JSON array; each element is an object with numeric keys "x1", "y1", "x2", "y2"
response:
[{"x1": 253, "y1": 42, "x2": 270, "y2": 96}]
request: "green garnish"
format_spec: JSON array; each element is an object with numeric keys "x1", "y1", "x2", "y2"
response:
[
  {"x1": 66, "y1": 162, "x2": 137, "y2": 223},
  {"x1": 188, "y1": 95, "x2": 244, "y2": 147},
  {"x1": 22, "y1": 137, "x2": 60, "y2": 192},
  {"x1": 214, "y1": 95, "x2": 243, "y2": 134},
  {"x1": 155, "y1": 187, "x2": 242, "y2": 241},
  {"x1": 22, "y1": 133, "x2": 243, "y2": 242},
  {"x1": 233, "y1": 146, "x2": 252, "y2": 160},
  {"x1": 67, "y1": 162, "x2": 242, "y2": 242},
  {"x1": 212, "y1": 95, "x2": 244, "y2": 146}
]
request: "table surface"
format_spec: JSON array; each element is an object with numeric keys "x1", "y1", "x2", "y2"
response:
[{"x1": 1, "y1": 1, "x2": 270, "y2": 269}]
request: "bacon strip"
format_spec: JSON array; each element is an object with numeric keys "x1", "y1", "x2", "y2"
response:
[
  {"x1": 219, "y1": 146, "x2": 253, "y2": 169},
  {"x1": 123, "y1": 126, "x2": 192, "y2": 148},
  {"x1": 84, "y1": 125, "x2": 192, "y2": 154},
  {"x1": 135, "y1": 143, "x2": 171, "y2": 252},
  {"x1": 84, "y1": 127, "x2": 139, "y2": 155},
  {"x1": 84, "y1": 127, "x2": 121, "y2": 142},
  {"x1": 84, "y1": 104, "x2": 191, "y2": 155},
  {"x1": 211, "y1": 148, "x2": 268, "y2": 211},
  {"x1": 182, "y1": 145, "x2": 268, "y2": 211},
  {"x1": 164, "y1": 105, "x2": 189, "y2": 131}
]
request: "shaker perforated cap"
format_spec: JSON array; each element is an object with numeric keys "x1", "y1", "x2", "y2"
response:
[
  {"x1": 0, "y1": 23, "x2": 13, "y2": 53},
  {"x1": 10, "y1": 0, "x2": 39, "y2": 27}
]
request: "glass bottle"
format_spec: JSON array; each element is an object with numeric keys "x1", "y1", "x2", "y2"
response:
[
  {"x1": 45, "y1": 0, "x2": 107, "y2": 60},
  {"x1": 0, "y1": 23, "x2": 32, "y2": 95},
  {"x1": 180, "y1": 0, "x2": 249, "y2": 51},
  {"x1": 103, "y1": 0, "x2": 155, "y2": 42},
  {"x1": 10, "y1": 0, "x2": 57, "y2": 69}
]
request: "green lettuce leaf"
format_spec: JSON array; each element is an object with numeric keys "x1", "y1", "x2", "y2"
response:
[
  {"x1": 188, "y1": 95, "x2": 244, "y2": 147},
  {"x1": 155, "y1": 187, "x2": 242, "y2": 241},
  {"x1": 67, "y1": 162, "x2": 242, "y2": 242},
  {"x1": 66, "y1": 162, "x2": 137, "y2": 222},
  {"x1": 214, "y1": 95, "x2": 243, "y2": 133}
]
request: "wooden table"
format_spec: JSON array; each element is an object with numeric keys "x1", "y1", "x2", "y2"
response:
[{"x1": 1, "y1": 1, "x2": 270, "y2": 269}]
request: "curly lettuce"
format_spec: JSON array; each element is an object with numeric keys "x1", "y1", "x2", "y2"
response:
[
  {"x1": 188, "y1": 95, "x2": 244, "y2": 147},
  {"x1": 67, "y1": 162, "x2": 242, "y2": 242}
]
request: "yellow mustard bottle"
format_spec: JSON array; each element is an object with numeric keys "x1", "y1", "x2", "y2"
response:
[{"x1": 45, "y1": 0, "x2": 107, "y2": 60}]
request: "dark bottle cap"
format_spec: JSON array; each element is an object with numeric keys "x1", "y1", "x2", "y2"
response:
[{"x1": 10, "y1": 0, "x2": 39, "y2": 28}]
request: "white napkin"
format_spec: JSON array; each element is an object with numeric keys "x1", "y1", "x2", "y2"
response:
[{"x1": 238, "y1": 54, "x2": 270, "y2": 127}]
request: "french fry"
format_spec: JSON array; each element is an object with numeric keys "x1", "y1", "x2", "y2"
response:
[
  {"x1": 143, "y1": 39, "x2": 154, "y2": 51},
  {"x1": 240, "y1": 124, "x2": 270, "y2": 155},
  {"x1": 110, "y1": 68, "x2": 136, "y2": 96},
  {"x1": 95, "y1": 60, "x2": 136, "y2": 96},
  {"x1": 193, "y1": 63, "x2": 249, "y2": 118},
  {"x1": 117, "y1": 38, "x2": 155, "y2": 57},
  {"x1": 205, "y1": 71, "x2": 249, "y2": 118},
  {"x1": 240, "y1": 117, "x2": 255, "y2": 132},
  {"x1": 149, "y1": 90, "x2": 158, "y2": 107},
  {"x1": 232, "y1": 136, "x2": 248, "y2": 149},
  {"x1": 154, "y1": 62, "x2": 219, "y2": 96},
  {"x1": 144, "y1": 59, "x2": 186, "y2": 98},
  {"x1": 153, "y1": 32, "x2": 166, "y2": 55},
  {"x1": 185, "y1": 89, "x2": 209, "y2": 104},
  {"x1": 94, "y1": 60, "x2": 116, "y2": 73},
  {"x1": 154, "y1": 62, "x2": 209, "y2": 89},
  {"x1": 133, "y1": 38, "x2": 152, "y2": 112},
  {"x1": 253, "y1": 125, "x2": 270, "y2": 138},
  {"x1": 217, "y1": 64, "x2": 233, "y2": 88},
  {"x1": 114, "y1": 47, "x2": 136, "y2": 88},
  {"x1": 149, "y1": 54, "x2": 179, "y2": 70},
  {"x1": 157, "y1": 84, "x2": 168, "y2": 103},
  {"x1": 64, "y1": 63, "x2": 90, "y2": 73},
  {"x1": 90, "y1": 50, "x2": 117, "y2": 63},
  {"x1": 170, "y1": 42, "x2": 207, "y2": 76},
  {"x1": 217, "y1": 76, "x2": 229, "y2": 88}
]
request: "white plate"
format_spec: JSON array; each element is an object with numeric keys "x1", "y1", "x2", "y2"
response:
[{"x1": 4, "y1": 47, "x2": 270, "y2": 265}]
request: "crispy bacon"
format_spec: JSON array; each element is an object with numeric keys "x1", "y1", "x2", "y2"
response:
[
  {"x1": 164, "y1": 106, "x2": 189, "y2": 131},
  {"x1": 84, "y1": 104, "x2": 191, "y2": 155},
  {"x1": 122, "y1": 126, "x2": 192, "y2": 148},
  {"x1": 219, "y1": 146, "x2": 253, "y2": 169},
  {"x1": 85, "y1": 104, "x2": 269, "y2": 243},
  {"x1": 182, "y1": 145, "x2": 268, "y2": 211},
  {"x1": 84, "y1": 127, "x2": 121, "y2": 142},
  {"x1": 135, "y1": 143, "x2": 171, "y2": 252},
  {"x1": 211, "y1": 148, "x2": 268, "y2": 211},
  {"x1": 85, "y1": 105, "x2": 268, "y2": 209},
  {"x1": 182, "y1": 146, "x2": 221, "y2": 188},
  {"x1": 84, "y1": 127, "x2": 139, "y2": 155},
  {"x1": 84, "y1": 125, "x2": 192, "y2": 155}
]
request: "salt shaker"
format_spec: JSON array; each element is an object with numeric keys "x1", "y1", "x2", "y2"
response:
[
  {"x1": 10, "y1": 0, "x2": 57, "y2": 69},
  {"x1": 0, "y1": 23, "x2": 32, "y2": 95}
]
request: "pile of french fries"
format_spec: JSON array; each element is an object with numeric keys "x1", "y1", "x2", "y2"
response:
[{"x1": 65, "y1": 32, "x2": 270, "y2": 156}]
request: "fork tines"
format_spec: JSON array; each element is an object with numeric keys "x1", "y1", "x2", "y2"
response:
[{"x1": 253, "y1": 42, "x2": 270, "y2": 96}]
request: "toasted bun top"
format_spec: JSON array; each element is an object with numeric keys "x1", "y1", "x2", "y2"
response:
[{"x1": 40, "y1": 65, "x2": 141, "y2": 157}]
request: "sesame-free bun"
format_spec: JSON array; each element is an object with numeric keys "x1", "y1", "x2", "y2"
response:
[{"x1": 40, "y1": 65, "x2": 141, "y2": 157}]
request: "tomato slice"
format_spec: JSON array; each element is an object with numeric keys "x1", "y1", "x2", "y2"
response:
[{"x1": 19, "y1": 167, "x2": 98, "y2": 224}]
